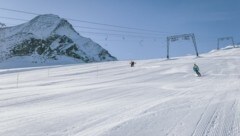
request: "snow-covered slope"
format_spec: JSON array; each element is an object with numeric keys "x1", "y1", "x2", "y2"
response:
[
  {"x1": 0, "y1": 14, "x2": 116, "y2": 66},
  {"x1": 0, "y1": 47, "x2": 240, "y2": 136}
]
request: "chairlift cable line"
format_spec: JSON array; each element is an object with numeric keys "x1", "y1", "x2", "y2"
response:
[
  {"x1": 0, "y1": 16, "x2": 165, "y2": 36},
  {"x1": 0, "y1": 7, "x2": 174, "y2": 34},
  {"x1": 0, "y1": 16, "x2": 165, "y2": 39}
]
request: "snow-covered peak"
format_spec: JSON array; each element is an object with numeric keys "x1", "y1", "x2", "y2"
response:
[
  {"x1": 0, "y1": 14, "x2": 117, "y2": 66},
  {"x1": 0, "y1": 14, "x2": 78, "y2": 39},
  {"x1": 26, "y1": 14, "x2": 62, "y2": 37},
  {"x1": 31, "y1": 14, "x2": 60, "y2": 21}
]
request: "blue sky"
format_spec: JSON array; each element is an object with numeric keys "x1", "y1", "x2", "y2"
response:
[{"x1": 0, "y1": 0, "x2": 239, "y2": 60}]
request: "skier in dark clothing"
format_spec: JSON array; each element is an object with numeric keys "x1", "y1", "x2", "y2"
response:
[
  {"x1": 130, "y1": 61, "x2": 136, "y2": 67},
  {"x1": 193, "y1": 63, "x2": 201, "y2": 77}
]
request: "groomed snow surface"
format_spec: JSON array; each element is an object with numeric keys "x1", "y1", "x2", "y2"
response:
[{"x1": 0, "y1": 47, "x2": 240, "y2": 136}]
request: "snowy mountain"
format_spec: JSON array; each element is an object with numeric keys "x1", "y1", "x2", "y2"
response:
[
  {"x1": 0, "y1": 46, "x2": 239, "y2": 136},
  {"x1": 0, "y1": 14, "x2": 117, "y2": 66}
]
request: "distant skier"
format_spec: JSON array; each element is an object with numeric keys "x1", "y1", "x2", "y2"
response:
[
  {"x1": 193, "y1": 63, "x2": 201, "y2": 77},
  {"x1": 130, "y1": 61, "x2": 136, "y2": 67}
]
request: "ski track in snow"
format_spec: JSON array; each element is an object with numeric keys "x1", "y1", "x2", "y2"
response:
[{"x1": 0, "y1": 48, "x2": 240, "y2": 136}]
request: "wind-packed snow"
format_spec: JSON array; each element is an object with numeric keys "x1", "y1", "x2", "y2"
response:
[{"x1": 0, "y1": 47, "x2": 240, "y2": 136}]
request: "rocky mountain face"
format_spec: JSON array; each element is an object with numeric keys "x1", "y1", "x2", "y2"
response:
[{"x1": 0, "y1": 14, "x2": 117, "y2": 65}]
